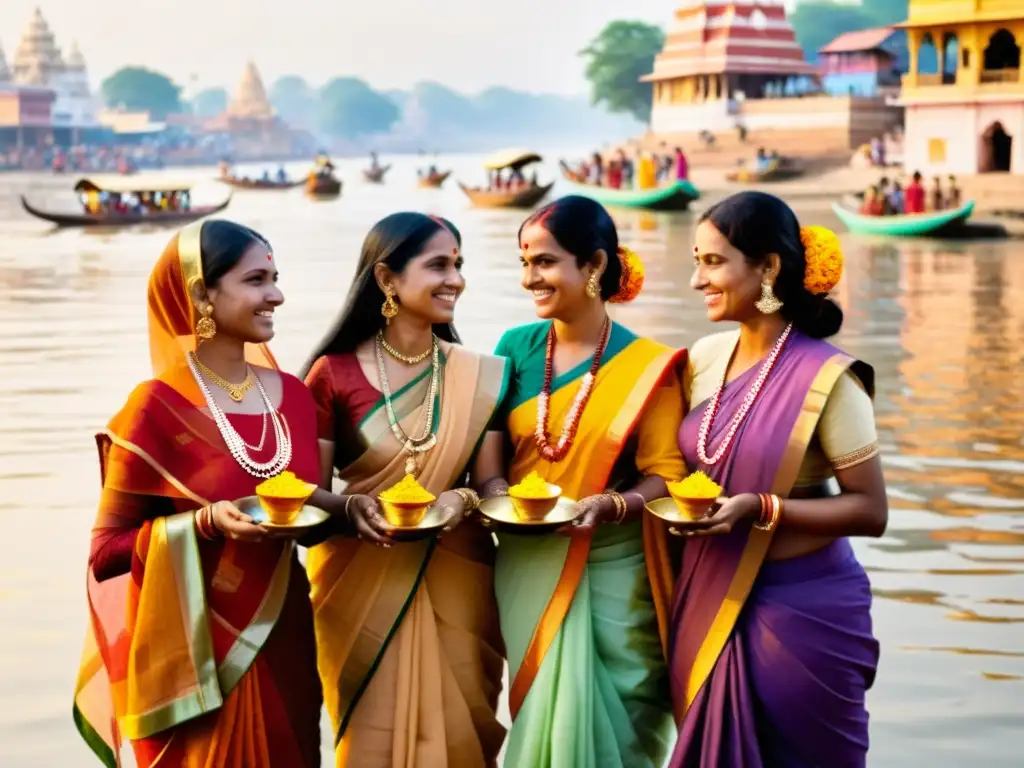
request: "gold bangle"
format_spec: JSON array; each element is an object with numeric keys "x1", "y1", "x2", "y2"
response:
[
  {"x1": 607, "y1": 492, "x2": 627, "y2": 524},
  {"x1": 343, "y1": 495, "x2": 356, "y2": 522},
  {"x1": 753, "y1": 494, "x2": 782, "y2": 532},
  {"x1": 452, "y1": 488, "x2": 480, "y2": 511}
]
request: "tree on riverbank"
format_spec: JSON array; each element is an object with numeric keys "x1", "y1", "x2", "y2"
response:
[
  {"x1": 101, "y1": 67, "x2": 182, "y2": 119},
  {"x1": 791, "y1": 0, "x2": 909, "y2": 63},
  {"x1": 580, "y1": 21, "x2": 665, "y2": 123},
  {"x1": 317, "y1": 77, "x2": 400, "y2": 139}
]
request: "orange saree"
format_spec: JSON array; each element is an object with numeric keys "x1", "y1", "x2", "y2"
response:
[{"x1": 73, "y1": 222, "x2": 322, "y2": 767}]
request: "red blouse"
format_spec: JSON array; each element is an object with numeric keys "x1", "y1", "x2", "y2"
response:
[{"x1": 89, "y1": 373, "x2": 320, "y2": 581}]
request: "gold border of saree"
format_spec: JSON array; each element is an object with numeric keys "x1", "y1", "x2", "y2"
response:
[{"x1": 681, "y1": 352, "x2": 857, "y2": 714}]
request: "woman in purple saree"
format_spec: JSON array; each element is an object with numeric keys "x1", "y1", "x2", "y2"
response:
[{"x1": 668, "y1": 191, "x2": 888, "y2": 767}]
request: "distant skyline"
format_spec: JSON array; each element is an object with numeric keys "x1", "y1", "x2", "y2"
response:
[{"x1": 0, "y1": 0, "x2": 811, "y2": 97}]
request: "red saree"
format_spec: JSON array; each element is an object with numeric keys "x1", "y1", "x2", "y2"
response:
[{"x1": 74, "y1": 221, "x2": 322, "y2": 767}]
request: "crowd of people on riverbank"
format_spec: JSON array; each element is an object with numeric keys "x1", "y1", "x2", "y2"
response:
[
  {"x1": 860, "y1": 172, "x2": 962, "y2": 216},
  {"x1": 569, "y1": 144, "x2": 690, "y2": 189}
]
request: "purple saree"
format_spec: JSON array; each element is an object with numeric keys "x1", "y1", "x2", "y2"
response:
[{"x1": 668, "y1": 331, "x2": 880, "y2": 768}]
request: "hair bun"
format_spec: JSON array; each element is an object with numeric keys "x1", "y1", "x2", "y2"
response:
[
  {"x1": 609, "y1": 245, "x2": 644, "y2": 304},
  {"x1": 800, "y1": 225, "x2": 843, "y2": 295}
]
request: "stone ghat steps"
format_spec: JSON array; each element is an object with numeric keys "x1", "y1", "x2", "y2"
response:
[{"x1": 624, "y1": 127, "x2": 854, "y2": 170}]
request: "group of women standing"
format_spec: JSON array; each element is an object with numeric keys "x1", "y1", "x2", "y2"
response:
[{"x1": 74, "y1": 189, "x2": 888, "y2": 767}]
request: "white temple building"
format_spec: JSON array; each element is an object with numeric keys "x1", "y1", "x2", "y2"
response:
[{"x1": 9, "y1": 8, "x2": 100, "y2": 132}]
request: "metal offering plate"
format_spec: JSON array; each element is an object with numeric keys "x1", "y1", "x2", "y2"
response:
[
  {"x1": 645, "y1": 497, "x2": 717, "y2": 527},
  {"x1": 382, "y1": 505, "x2": 453, "y2": 543},
  {"x1": 477, "y1": 495, "x2": 581, "y2": 536},
  {"x1": 238, "y1": 496, "x2": 330, "y2": 533}
]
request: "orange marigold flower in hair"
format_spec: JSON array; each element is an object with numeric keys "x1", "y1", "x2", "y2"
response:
[
  {"x1": 610, "y1": 246, "x2": 645, "y2": 303},
  {"x1": 800, "y1": 225, "x2": 843, "y2": 295}
]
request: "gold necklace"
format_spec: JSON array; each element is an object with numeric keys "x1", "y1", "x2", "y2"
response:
[
  {"x1": 190, "y1": 352, "x2": 254, "y2": 402},
  {"x1": 378, "y1": 331, "x2": 433, "y2": 365}
]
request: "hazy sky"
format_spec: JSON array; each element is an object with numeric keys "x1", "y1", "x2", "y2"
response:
[{"x1": 0, "y1": 0, "x2": 803, "y2": 96}]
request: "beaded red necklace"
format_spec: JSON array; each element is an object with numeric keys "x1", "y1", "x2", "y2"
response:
[{"x1": 534, "y1": 317, "x2": 611, "y2": 462}]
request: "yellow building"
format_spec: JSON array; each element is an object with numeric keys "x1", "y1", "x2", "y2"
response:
[{"x1": 898, "y1": 0, "x2": 1024, "y2": 174}]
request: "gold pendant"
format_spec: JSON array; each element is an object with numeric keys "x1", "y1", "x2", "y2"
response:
[
  {"x1": 405, "y1": 454, "x2": 417, "y2": 475},
  {"x1": 229, "y1": 389, "x2": 245, "y2": 402}
]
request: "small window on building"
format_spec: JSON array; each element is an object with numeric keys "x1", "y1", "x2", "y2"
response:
[
  {"x1": 928, "y1": 138, "x2": 947, "y2": 164},
  {"x1": 962, "y1": 49, "x2": 970, "y2": 68}
]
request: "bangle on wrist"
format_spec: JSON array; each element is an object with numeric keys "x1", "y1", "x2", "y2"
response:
[{"x1": 452, "y1": 488, "x2": 480, "y2": 511}]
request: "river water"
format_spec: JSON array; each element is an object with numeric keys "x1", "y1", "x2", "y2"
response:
[{"x1": 0, "y1": 154, "x2": 1021, "y2": 767}]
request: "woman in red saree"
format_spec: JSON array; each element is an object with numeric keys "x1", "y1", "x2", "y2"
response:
[{"x1": 74, "y1": 220, "x2": 324, "y2": 766}]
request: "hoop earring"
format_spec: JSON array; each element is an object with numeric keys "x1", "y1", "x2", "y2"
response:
[
  {"x1": 585, "y1": 272, "x2": 600, "y2": 299},
  {"x1": 195, "y1": 304, "x2": 217, "y2": 341},
  {"x1": 381, "y1": 288, "x2": 399, "y2": 324},
  {"x1": 755, "y1": 281, "x2": 783, "y2": 314}
]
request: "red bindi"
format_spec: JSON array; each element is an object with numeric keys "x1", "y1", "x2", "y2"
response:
[{"x1": 267, "y1": 253, "x2": 272, "y2": 261}]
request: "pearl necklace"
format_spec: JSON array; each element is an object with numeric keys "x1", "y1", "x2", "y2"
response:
[
  {"x1": 534, "y1": 317, "x2": 610, "y2": 463},
  {"x1": 696, "y1": 323, "x2": 792, "y2": 466},
  {"x1": 375, "y1": 335, "x2": 440, "y2": 475},
  {"x1": 186, "y1": 352, "x2": 292, "y2": 478}
]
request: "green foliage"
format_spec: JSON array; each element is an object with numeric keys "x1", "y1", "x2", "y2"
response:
[
  {"x1": 270, "y1": 76, "x2": 317, "y2": 125},
  {"x1": 579, "y1": 20, "x2": 665, "y2": 123},
  {"x1": 791, "y1": 0, "x2": 910, "y2": 61},
  {"x1": 190, "y1": 88, "x2": 227, "y2": 117},
  {"x1": 317, "y1": 77, "x2": 400, "y2": 138},
  {"x1": 101, "y1": 67, "x2": 182, "y2": 119}
]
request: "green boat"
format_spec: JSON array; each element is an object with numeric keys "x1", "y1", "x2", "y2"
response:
[
  {"x1": 559, "y1": 167, "x2": 700, "y2": 211},
  {"x1": 831, "y1": 199, "x2": 975, "y2": 237}
]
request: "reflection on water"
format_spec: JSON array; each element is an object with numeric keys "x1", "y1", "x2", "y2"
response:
[{"x1": 0, "y1": 158, "x2": 1022, "y2": 766}]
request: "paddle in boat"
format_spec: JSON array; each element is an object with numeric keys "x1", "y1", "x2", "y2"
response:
[
  {"x1": 831, "y1": 199, "x2": 975, "y2": 237},
  {"x1": 21, "y1": 175, "x2": 230, "y2": 228},
  {"x1": 557, "y1": 160, "x2": 700, "y2": 211},
  {"x1": 458, "y1": 148, "x2": 553, "y2": 208}
]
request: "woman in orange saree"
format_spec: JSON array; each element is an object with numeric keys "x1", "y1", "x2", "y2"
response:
[
  {"x1": 74, "y1": 220, "x2": 323, "y2": 767},
  {"x1": 491, "y1": 196, "x2": 686, "y2": 767},
  {"x1": 301, "y1": 213, "x2": 510, "y2": 767}
]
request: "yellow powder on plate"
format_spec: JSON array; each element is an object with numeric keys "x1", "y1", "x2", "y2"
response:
[
  {"x1": 509, "y1": 470, "x2": 557, "y2": 500},
  {"x1": 379, "y1": 474, "x2": 435, "y2": 504},
  {"x1": 256, "y1": 471, "x2": 312, "y2": 498},
  {"x1": 668, "y1": 471, "x2": 723, "y2": 500}
]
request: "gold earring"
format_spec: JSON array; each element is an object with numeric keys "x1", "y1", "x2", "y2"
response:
[
  {"x1": 195, "y1": 304, "x2": 217, "y2": 341},
  {"x1": 585, "y1": 272, "x2": 600, "y2": 299},
  {"x1": 755, "y1": 281, "x2": 783, "y2": 314},
  {"x1": 381, "y1": 288, "x2": 399, "y2": 324}
]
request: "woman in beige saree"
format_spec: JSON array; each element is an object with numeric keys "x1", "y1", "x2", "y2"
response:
[{"x1": 301, "y1": 213, "x2": 510, "y2": 767}]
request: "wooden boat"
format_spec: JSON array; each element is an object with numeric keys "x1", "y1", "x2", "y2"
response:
[
  {"x1": 558, "y1": 165, "x2": 700, "y2": 211},
  {"x1": 726, "y1": 160, "x2": 805, "y2": 183},
  {"x1": 21, "y1": 195, "x2": 230, "y2": 228},
  {"x1": 458, "y1": 181, "x2": 553, "y2": 208},
  {"x1": 458, "y1": 148, "x2": 552, "y2": 209},
  {"x1": 363, "y1": 165, "x2": 391, "y2": 183},
  {"x1": 831, "y1": 199, "x2": 975, "y2": 237},
  {"x1": 220, "y1": 176, "x2": 303, "y2": 190},
  {"x1": 418, "y1": 170, "x2": 452, "y2": 188},
  {"x1": 22, "y1": 175, "x2": 230, "y2": 228},
  {"x1": 306, "y1": 174, "x2": 342, "y2": 198}
]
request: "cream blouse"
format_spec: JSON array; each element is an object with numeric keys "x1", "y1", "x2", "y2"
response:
[{"x1": 684, "y1": 331, "x2": 879, "y2": 486}]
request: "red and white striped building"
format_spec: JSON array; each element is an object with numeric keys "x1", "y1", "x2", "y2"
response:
[{"x1": 642, "y1": 1, "x2": 818, "y2": 133}]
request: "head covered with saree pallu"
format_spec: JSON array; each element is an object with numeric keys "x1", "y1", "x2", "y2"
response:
[
  {"x1": 74, "y1": 220, "x2": 322, "y2": 767},
  {"x1": 494, "y1": 195, "x2": 687, "y2": 767},
  {"x1": 669, "y1": 192, "x2": 879, "y2": 767},
  {"x1": 302, "y1": 212, "x2": 511, "y2": 765}
]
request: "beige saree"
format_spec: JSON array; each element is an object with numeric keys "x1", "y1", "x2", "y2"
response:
[{"x1": 305, "y1": 345, "x2": 509, "y2": 767}]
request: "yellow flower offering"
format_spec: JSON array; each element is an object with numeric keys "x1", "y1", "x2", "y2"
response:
[
  {"x1": 509, "y1": 471, "x2": 559, "y2": 500},
  {"x1": 256, "y1": 471, "x2": 314, "y2": 525},
  {"x1": 256, "y1": 471, "x2": 313, "y2": 499},
  {"x1": 668, "y1": 471, "x2": 723, "y2": 500},
  {"x1": 379, "y1": 474, "x2": 436, "y2": 504}
]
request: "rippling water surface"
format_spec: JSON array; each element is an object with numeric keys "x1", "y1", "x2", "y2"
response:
[{"x1": 1, "y1": 155, "x2": 1022, "y2": 766}]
